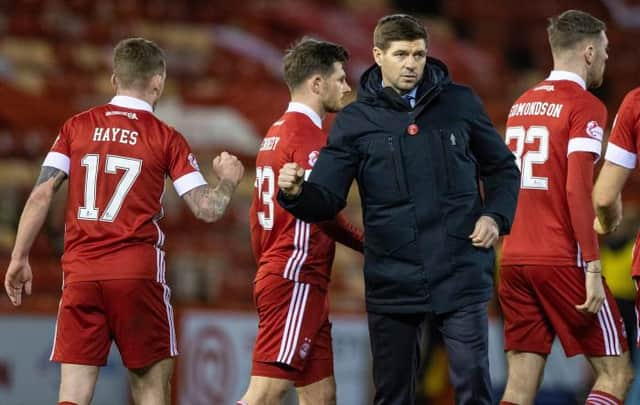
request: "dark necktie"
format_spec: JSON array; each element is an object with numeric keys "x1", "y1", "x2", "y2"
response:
[{"x1": 404, "y1": 94, "x2": 415, "y2": 108}]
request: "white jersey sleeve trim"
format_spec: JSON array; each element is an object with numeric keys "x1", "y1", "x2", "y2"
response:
[
  {"x1": 42, "y1": 152, "x2": 70, "y2": 174},
  {"x1": 173, "y1": 171, "x2": 207, "y2": 197},
  {"x1": 604, "y1": 142, "x2": 637, "y2": 169},
  {"x1": 567, "y1": 137, "x2": 602, "y2": 162}
]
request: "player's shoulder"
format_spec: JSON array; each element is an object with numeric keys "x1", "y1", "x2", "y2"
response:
[
  {"x1": 624, "y1": 86, "x2": 640, "y2": 99},
  {"x1": 63, "y1": 104, "x2": 107, "y2": 128},
  {"x1": 276, "y1": 112, "x2": 323, "y2": 142},
  {"x1": 620, "y1": 87, "x2": 640, "y2": 108},
  {"x1": 576, "y1": 88, "x2": 605, "y2": 109},
  {"x1": 280, "y1": 111, "x2": 321, "y2": 132},
  {"x1": 612, "y1": 87, "x2": 640, "y2": 129}
]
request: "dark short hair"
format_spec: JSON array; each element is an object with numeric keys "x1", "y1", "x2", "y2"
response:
[
  {"x1": 547, "y1": 10, "x2": 606, "y2": 52},
  {"x1": 283, "y1": 37, "x2": 349, "y2": 91},
  {"x1": 113, "y1": 37, "x2": 166, "y2": 89},
  {"x1": 373, "y1": 14, "x2": 428, "y2": 50}
]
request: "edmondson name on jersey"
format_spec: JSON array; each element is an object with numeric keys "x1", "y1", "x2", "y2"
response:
[
  {"x1": 92, "y1": 127, "x2": 139, "y2": 145},
  {"x1": 508, "y1": 101, "x2": 563, "y2": 119}
]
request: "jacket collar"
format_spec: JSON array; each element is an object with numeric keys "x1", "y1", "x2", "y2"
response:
[{"x1": 358, "y1": 57, "x2": 451, "y2": 110}]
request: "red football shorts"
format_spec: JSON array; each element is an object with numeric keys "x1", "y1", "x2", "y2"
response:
[
  {"x1": 251, "y1": 273, "x2": 333, "y2": 387},
  {"x1": 499, "y1": 265, "x2": 628, "y2": 357},
  {"x1": 50, "y1": 279, "x2": 178, "y2": 369}
]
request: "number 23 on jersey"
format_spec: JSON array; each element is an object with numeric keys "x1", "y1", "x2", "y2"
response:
[{"x1": 256, "y1": 166, "x2": 275, "y2": 230}]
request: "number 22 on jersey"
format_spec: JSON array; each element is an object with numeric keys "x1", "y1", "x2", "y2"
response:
[
  {"x1": 78, "y1": 154, "x2": 142, "y2": 222},
  {"x1": 505, "y1": 126, "x2": 549, "y2": 190}
]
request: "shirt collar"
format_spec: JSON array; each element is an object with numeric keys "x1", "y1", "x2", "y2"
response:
[
  {"x1": 404, "y1": 86, "x2": 418, "y2": 100},
  {"x1": 109, "y1": 95, "x2": 154, "y2": 112},
  {"x1": 546, "y1": 70, "x2": 586, "y2": 90},
  {"x1": 286, "y1": 102, "x2": 322, "y2": 129}
]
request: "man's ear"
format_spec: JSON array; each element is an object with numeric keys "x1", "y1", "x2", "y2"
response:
[
  {"x1": 308, "y1": 74, "x2": 323, "y2": 95},
  {"x1": 373, "y1": 47, "x2": 383, "y2": 66},
  {"x1": 584, "y1": 43, "x2": 595, "y2": 66},
  {"x1": 150, "y1": 73, "x2": 163, "y2": 95},
  {"x1": 372, "y1": 46, "x2": 384, "y2": 66},
  {"x1": 111, "y1": 74, "x2": 117, "y2": 91}
]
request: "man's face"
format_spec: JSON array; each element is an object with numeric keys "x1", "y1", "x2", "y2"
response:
[
  {"x1": 586, "y1": 31, "x2": 608, "y2": 89},
  {"x1": 320, "y1": 62, "x2": 351, "y2": 113},
  {"x1": 373, "y1": 39, "x2": 427, "y2": 94}
]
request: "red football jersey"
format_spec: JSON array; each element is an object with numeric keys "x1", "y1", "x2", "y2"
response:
[
  {"x1": 249, "y1": 102, "x2": 336, "y2": 289},
  {"x1": 42, "y1": 95, "x2": 206, "y2": 283},
  {"x1": 604, "y1": 87, "x2": 640, "y2": 276},
  {"x1": 501, "y1": 71, "x2": 606, "y2": 267}
]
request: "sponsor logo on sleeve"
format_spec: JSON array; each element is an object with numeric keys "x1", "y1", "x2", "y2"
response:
[
  {"x1": 308, "y1": 150, "x2": 319, "y2": 167},
  {"x1": 188, "y1": 153, "x2": 200, "y2": 171},
  {"x1": 586, "y1": 121, "x2": 603, "y2": 141}
]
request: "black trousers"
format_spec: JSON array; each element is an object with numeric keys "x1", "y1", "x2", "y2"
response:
[{"x1": 367, "y1": 302, "x2": 492, "y2": 405}]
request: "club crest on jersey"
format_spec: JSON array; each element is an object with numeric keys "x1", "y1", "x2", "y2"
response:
[
  {"x1": 188, "y1": 153, "x2": 200, "y2": 171},
  {"x1": 308, "y1": 151, "x2": 319, "y2": 167},
  {"x1": 299, "y1": 337, "x2": 312, "y2": 359},
  {"x1": 586, "y1": 121, "x2": 603, "y2": 141}
]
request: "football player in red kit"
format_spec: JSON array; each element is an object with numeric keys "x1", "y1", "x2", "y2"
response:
[
  {"x1": 594, "y1": 86, "x2": 640, "y2": 338},
  {"x1": 239, "y1": 39, "x2": 363, "y2": 405},
  {"x1": 499, "y1": 10, "x2": 633, "y2": 405},
  {"x1": 4, "y1": 38, "x2": 244, "y2": 405}
]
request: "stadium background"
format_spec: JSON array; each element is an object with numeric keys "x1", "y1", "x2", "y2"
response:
[{"x1": 1, "y1": 0, "x2": 640, "y2": 403}]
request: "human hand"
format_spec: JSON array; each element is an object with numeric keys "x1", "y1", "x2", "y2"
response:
[
  {"x1": 278, "y1": 163, "x2": 305, "y2": 198},
  {"x1": 4, "y1": 257, "x2": 32, "y2": 306},
  {"x1": 575, "y1": 260, "x2": 605, "y2": 314},
  {"x1": 213, "y1": 151, "x2": 244, "y2": 185},
  {"x1": 593, "y1": 216, "x2": 619, "y2": 235},
  {"x1": 469, "y1": 215, "x2": 499, "y2": 248}
]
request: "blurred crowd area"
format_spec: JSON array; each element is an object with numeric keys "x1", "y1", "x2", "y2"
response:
[{"x1": 1, "y1": 0, "x2": 640, "y2": 323}]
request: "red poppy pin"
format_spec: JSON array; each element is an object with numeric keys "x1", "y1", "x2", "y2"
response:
[{"x1": 407, "y1": 124, "x2": 419, "y2": 136}]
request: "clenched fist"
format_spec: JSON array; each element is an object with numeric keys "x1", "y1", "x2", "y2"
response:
[
  {"x1": 278, "y1": 162, "x2": 305, "y2": 198},
  {"x1": 213, "y1": 151, "x2": 244, "y2": 185},
  {"x1": 469, "y1": 215, "x2": 499, "y2": 248}
]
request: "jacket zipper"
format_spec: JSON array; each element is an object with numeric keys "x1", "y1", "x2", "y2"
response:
[
  {"x1": 440, "y1": 130, "x2": 453, "y2": 190},
  {"x1": 388, "y1": 136, "x2": 406, "y2": 196}
]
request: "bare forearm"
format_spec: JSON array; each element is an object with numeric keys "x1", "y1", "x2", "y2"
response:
[
  {"x1": 184, "y1": 179, "x2": 237, "y2": 223},
  {"x1": 12, "y1": 167, "x2": 65, "y2": 259},
  {"x1": 12, "y1": 192, "x2": 53, "y2": 259},
  {"x1": 595, "y1": 193, "x2": 622, "y2": 230},
  {"x1": 593, "y1": 161, "x2": 630, "y2": 233}
]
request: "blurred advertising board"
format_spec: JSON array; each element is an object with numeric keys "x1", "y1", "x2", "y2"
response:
[
  {"x1": 177, "y1": 310, "x2": 372, "y2": 405},
  {"x1": 0, "y1": 315, "x2": 128, "y2": 405}
]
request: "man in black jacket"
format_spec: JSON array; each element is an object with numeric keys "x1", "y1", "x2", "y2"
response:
[{"x1": 277, "y1": 14, "x2": 520, "y2": 404}]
